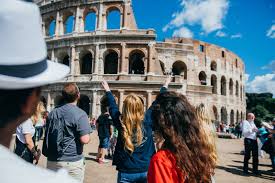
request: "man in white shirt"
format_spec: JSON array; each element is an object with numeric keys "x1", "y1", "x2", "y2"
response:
[
  {"x1": 242, "y1": 113, "x2": 260, "y2": 175},
  {"x1": 0, "y1": 0, "x2": 78, "y2": 182}
]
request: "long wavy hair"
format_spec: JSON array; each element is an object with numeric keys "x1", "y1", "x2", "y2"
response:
[
  {"x1": 121, "y1": 94, "x2": 144, "y2": 153},
  {"x1": 31, "y1": 101, "x2": 45, "y2": 125},
  {"x1": 195, "y1": 104, "x2": 218, "y2": 173},
  {"x1": 152, "y1": 92, "x2": 216, "y2": 182}
]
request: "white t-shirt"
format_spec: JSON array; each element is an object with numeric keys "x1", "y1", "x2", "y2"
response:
[
  {"x1": 0, "y1": 145, "x2": 78, "y2": 183},
  {"x1": 242, "y1": 120, "x2": 257, "y2": 140},
  {"x1": 16, "y1": 119, "x2": 35, "y2": 144}
]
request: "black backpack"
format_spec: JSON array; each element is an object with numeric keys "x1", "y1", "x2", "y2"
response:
[{"x1": 42, "y1": 109, "x2": 73, "y2": 159}]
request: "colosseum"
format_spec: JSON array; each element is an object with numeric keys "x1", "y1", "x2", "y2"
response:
[{"x1": 35, "y1": 0, "x2": 246, "y2": 126}]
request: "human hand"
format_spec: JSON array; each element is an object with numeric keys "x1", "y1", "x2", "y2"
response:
[
  {"x1": 33, "y1": 149, "x2": 41, "y2": 165},
  {"x1": 102, "y1": 80, "x2": 110, "y2": 92},
  {"x1": 163, "y1": 75, "x2": 172, "y2": 88},
  {"x1": 252, "y1": 128, "x2": 258, "y2": 132}
]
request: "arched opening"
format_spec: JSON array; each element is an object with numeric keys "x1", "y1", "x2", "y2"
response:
[
  {"x1": 78, "y1": 95, "x2": 90, "y2": 115},
  {"x1": 240, "y1": 85, "x2": 243, "y2": 100},
  {"x1": 80, "y1": 51, "x2": 93, "y2": 74},
  {"x1": 213, "y1": 106, "x2": 218, "y2": 121},
  {"x1": 221, "y1": 107, "x2": 227, "y2": 123},
  {"x1": 129, "y1": 50, "x2": 145, "y2": 74},
  {"x1": 84, "y1": 11, "x2": 96, "y2": 32},
  {"x1": 64, "y1": 14, "x2": 75, "y2": 34},
  {"x1": 211, "y1": 75, "x2": 217, "y2": 94},
  {"x1": 104, "y1": 50, "x2": 118, "y2": 74},
  {"x1": 54, "y1": 95, "x2": 64, "y2": 106},
  {"x1": 107, "y1": 8, "x2": 120, "y2": 30},
  {"x1": 61, "y1": 55, "x2": 70, "y2": 66},
  {"x1": 221, "y1": 76, "x2": 227, "y2": 96},
  {"x1": 236, "y1": 110, "x2": 240, "y2": 123},
  {"x1": 235, "y1": 81, "x2": 239, "y2": 96},
  {"x1": 47, "y1": 19, "x2": 56, "y2": 36},
  {"x1": 199, "y1": 71, "x2": 207, "y2": 85},
  {"x1": 230, "y1": 110, "x2": 234, "y2": 125},
  {"x1": 172, "y1": 61, "x2": 187, "y2": 79},
  {"x1": 229, "y1": 79, "x2": 233, "y2": 95},
  {"x1": 211, "y1": 61, "x2": 217, "y2": 71},
  {"x1": 241, "y1": 112, "x2": 243, "y2": 121}
]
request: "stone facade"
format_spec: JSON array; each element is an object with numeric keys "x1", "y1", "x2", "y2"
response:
[{"x1": 36, "y1": 0, "x2": 246, "y2": 125}]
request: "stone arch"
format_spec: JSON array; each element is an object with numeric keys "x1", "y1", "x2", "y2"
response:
[
  {"x1": 199, "y1": 71, "x2": 207, "y2": 85},
  {"x1": 172, "y1": 61, "x2": 187, "y2": 79},
  {"x1": 129, "y1": 50, "x2": 145, "y2": 74},
  {"x1": 45, "y1": 16, "x2": 56, "y2": 36},
  {"x1": 63, "y1": 11, "x2": 75, "y2": 34},
  {"x1": 104, "y1": 50, "x2": 119, "y2": 74},
  {"x1": 211, "y1": 75, "x2": 217, "y2": 94},
  {"x1": 57, "y1": 53, "x2": 70, "y2": 66},
  {"x1": 213, "y1": 105, "x2": 218, "y2": 121},
  {"x1": 210, "y1": 61, "x2": 217, "y2": 71},
  {"x1": 229, "y1": 78, "x2": 234, "y2": 95},
  {"x1": 221, "y1": 107, "x2": 228, "y2": 123},
  {"x1": 236, "y1": 81, "x2": 239, "y2": 96},
  {"x1": 78, "y1": 94, "x2": 90, "y2": 115},
  {"x1": 236, "y1": 110, "x2": 240, "y2": 123},
  {"x1": 230, "y1": 110, "x2": 234, "y2": 125},
  {"x1": 221, "y1": 76, "x2": 226, "y2": 96},
  {"x1": 84, "y1": 9, "x2": 97, "y2": 32},
  {"x1": 240, "y1": 85, "x2": 243, "y2": 100},
  {"x1": 159, "y1": 61, "x2": 166, "y2": 75},
  {"x1": 80, "y1": 50, "x2": 93, "y2": 74},
  {"x1": 106, "y1": 7, "x2": 121, "y2": 30}
]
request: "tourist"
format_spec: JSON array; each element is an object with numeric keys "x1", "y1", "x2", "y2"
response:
[
  {"x1": 96, "y1": 108, "x2": 113, "y2": 164},
  {"x1": 14, "y1": 102, "x2": 45, "y2": 164},
  {"x1": 90, "y1": 117, "x2": 97, "y2": 131},
  {"x1": 262, "y1": 119, "x2": 275, "y2": 171},
  {"x1": 242, "y1": 113, "x2": 260, "y2": 175},
  {"x1": 101, "y1": 78, "x2": 170, "y2": 183},
  {"x1": 0, "y1": 0, "x2": 77, "y2": 182},
  {"x1": 43, "y1": 83, "x2": 92, "y2": 183},
  {"x1": 33, "y1": 101, "x2": 46, "y2": 142},
  {"x1": 235, "y1": 122, "x2": 242, "y2": 138},
  {"x1": 147, "y1": 92, "x2": 216, "y2": 182}
]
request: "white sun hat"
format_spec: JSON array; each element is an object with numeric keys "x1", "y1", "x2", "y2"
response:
[{"x1": 0, "y1": 0, "x2": 69, "y2": 89}]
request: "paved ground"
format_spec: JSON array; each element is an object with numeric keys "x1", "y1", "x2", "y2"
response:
[{"x1": 12, "y1": 133, "x2": 275, "y2": 183}]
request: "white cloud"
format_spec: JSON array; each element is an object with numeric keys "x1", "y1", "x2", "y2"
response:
[
  {"x1": 246, "y1": 73, "x2": 275, "y2": 96},
  {"x1": 231, "y1": 33, "x2": 242, "y2": 39},
  {"x1": 261, "y1": 60, "x2": 275, "y2": 72},
  {"x1": 244, "y1": 74, "x2": 250, "y2": 82},
  {"x1": 266, "y1": 24, "x2": 275, "y2": 38},
  {"x1": 216, "y1": 30, "x2": 227, "y2": 37},
  {"x1": 172, "y1": 27, "x2": 193, "y2": 38},
  {"x1": 163, "y1": 0, "x2": 229, "y2": 36}
]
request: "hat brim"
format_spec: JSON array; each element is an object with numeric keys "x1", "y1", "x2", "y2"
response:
[{"x1": 0, "y1": 60, "x2": 70, "y2": 89}]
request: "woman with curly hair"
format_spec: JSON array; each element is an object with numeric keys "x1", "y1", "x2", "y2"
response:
[
  {"x1": 148, "y1": 93, "x2": 216, "y2": 183},
  {"x1": 101, "y1": 78, "x2": 170, "y2": 183}
]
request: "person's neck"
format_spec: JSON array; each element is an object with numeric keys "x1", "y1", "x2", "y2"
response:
[
  {"x1": 68, "y1": 101, "x2": 78, "y2": 106},
  {"x1": 0, "y1": 120, "x2": 21, "y2": 148}
]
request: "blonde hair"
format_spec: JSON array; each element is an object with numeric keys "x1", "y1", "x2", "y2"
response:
[
  {"x1": 31, "y1": 101, "x2": 46, "y2": 125},
  {"x1": 121, "y1": 94, "x2": 144, "y2": 153},
  {"x1": 195, "y1": 104, "x2": 218, "y2": 167}
]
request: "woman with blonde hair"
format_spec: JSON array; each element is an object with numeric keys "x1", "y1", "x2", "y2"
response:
[{"x1": 101, "y1": 79, "x2": 170, "y2": 183}]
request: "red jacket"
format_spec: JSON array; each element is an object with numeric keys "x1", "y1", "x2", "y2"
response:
[{"x1": 147, "y1": 150, "x2": 186, "y2": 183}]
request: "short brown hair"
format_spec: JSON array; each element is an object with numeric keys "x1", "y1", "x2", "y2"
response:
[{"x1": 62, "y1": 83, "x2": 79, "y2": 103}]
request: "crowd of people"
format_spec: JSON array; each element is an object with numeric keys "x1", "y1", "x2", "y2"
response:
[{"x1": 0, "y1": 1, "x2": 274, "y2": 183}]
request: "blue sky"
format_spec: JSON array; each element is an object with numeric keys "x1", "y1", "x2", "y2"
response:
[{"x1": 132, "y1": 0, "x2": 275, "y2": 95}]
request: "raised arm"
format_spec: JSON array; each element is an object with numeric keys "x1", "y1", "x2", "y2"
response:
[{"x1": 101, "y1": 81, "x2": 122, "y2": 129}]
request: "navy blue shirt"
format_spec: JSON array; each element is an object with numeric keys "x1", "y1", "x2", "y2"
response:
[
  {"x1": 96, "y1": 113, "x2": 112, "y2": 138},
  {"x1": 106, "y1": 87, "x2": 167, "y2": 173},
  {"x1": 47, "y1": 104, "x2": 92, "y2": 162}
]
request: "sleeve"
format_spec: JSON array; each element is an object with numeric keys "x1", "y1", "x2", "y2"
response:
[
  {"x1": 147, "y1": 157, "x2": 171, "y2": 183},
  {"x1": 106, "y1": 91, "x2": 122, "y2": 130},
  {"x1": 21, "y1": 119, "x2": 34, "y2": 134},
  {"x1": 76, "y1": 114, "x2": 92, "y2": 136}
]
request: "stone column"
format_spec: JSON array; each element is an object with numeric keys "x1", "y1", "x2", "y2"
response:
[
  {"x1": 97, "y1": 3, "x2": 104, "y2": 30},
  {"x1": 119, "y1": 90, "x2": 124, "y2": 112},
  {"x1": 47, "y1": 92, "x2": 52, "y2": 112},
  {"x1": 122, "y1": 2, "x2": 127, "y2": 29},
  {"x1": 75, "y1": 6, "x2": 82, "y2": 33},
  {"x1": 217, "y1": 76, "x2": 221, "y2": 95},
  {"x1": 147, "y1": 42, "x2": 154, "y2": 75},
  {"x1": 147, "y1": 91, "x2": 152, "y2": 109},
  {"x1": 120, "y1": 43, "x2": 127, "y2": 74},
  {"x1": 42, "y1": 22, "x2": 46, "y2": 37},
  {"x1": 56, "y1": 11, "x2": 63, "y2": 36},
  {"x1": 92, "y1": 91, "x2": 98, "y2": 117},
  {"x1": 94, "y1": 44, "x2": 99, "y2": 74},
  {"x1": 74, "y1": 51, "x2": 80, "y2": 75},
  {"x1": 70, "y1": 45, "x2": 76, "y2": 75},
  {"x1": 51, "y1": 50, "x2": 55, "y2": 62}
]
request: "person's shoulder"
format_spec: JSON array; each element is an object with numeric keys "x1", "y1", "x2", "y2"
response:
[
  {"x1": 151, "y1": 150, "x2": 175, "y2": 167},
  {"x1": 0, "y1": 145, "x2": 77, "y2": 183}
]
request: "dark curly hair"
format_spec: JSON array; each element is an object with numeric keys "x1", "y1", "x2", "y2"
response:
[{"x1": 152, "y1": 92, "x2": 216, "y2": 182}]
